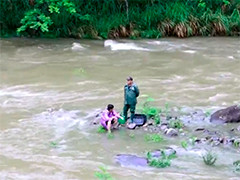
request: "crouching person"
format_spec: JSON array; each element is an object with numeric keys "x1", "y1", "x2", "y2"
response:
[{"x1": 101, "y1": 104, "x2": 123, "y2": 133}]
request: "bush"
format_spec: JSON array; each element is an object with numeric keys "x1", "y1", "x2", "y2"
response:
[
  {"x1": 202, "y1": 151, "x2": 217, "y2": 166},
  {"x1": 94, "y1": 166, "x2": 114, "y2": 180},
  {"x1": 147, "y1": 150, "x2": 176, "y2": 168},
  {"x1": 233, "y1": 160, "x2": 240, "y2": 172},
  {"x1": 169, "y1": 119, "x2": 184, "y2": 129}
]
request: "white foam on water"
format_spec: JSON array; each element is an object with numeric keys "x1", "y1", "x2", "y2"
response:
[
  {"x1": 71, "y1": 42, "x2": 85, "y2": 50},
  {"x1": 183, "y1": 50, "x2": 196, "y2": 54},
  {"x1": 104, "y1": 40, "x2": 150, "y2": 51},
  {"x1": 146, "y1": 40, "x2": 170, "y2": 45},
  {"x1": 227, "y1": 56, "x2": 234, "y2": 59},
  {"x1": 208, "y1": 93, "x2": 228, "y2": 102}
]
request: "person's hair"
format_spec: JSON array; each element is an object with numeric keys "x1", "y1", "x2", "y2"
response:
[
  {"x1": 107, "y1": 104, "x2": 114, "y2": 110},
  {"x1": 127, "y1": 76, "x2": 133, "y2": 81}
]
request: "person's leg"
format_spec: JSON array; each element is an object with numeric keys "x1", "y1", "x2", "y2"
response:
[
  {"x1": 123, "y1": 104, "x2": 129, "y2": 121},
  {"x1": 101, "y1": 120, "x2": 108, "y2": 130},
  {"x1": 107, "y1": 120, "x2": 112, "y2": 133},
  {"x1": 112, "y1": 117, "x2": 119, "y2": 129},
  {"x1": 130, "y1": 104, "x2": 136, "y2": 123}
]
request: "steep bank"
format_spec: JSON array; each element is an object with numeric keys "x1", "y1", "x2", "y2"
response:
[{"x1": 1, "y1": 0, "x2": 240, "y2": 38}]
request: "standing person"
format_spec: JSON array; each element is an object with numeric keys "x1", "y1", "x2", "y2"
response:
[{"x1": 123, "y1": 76, "x2": 140, "y2": 124}]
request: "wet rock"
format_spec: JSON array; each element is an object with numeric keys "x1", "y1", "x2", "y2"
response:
[
  {"x1": 210, "y1": 105, "x2": 240, "y2": 123},
  {"x1": 115, "y1": 154, "x2": 148, "y2": 167},
  {"x1": 164, "y1": 128, "x2": 178, "y2": 137},
  {"x1": 127, "y1": 123, "x2": 137, "y2": 130},
  {"x1": 195, "y1": 139, "x2": 201, "y2": 143},
  {"x1": 92, "y1": 119, "x2": 99, "y2": 125},
  {"x1": 195, "y1": 128, "x2": 205, "y2": 132},
  {"x1": 115, "y1": 147, "x2": 176, "y2": 168},
  {"x1": 150, "y1": 147, "x2": 176, "y2": 158},
  {"x1": 160, "y1": 123, "x2": 168, "y2": 131},
  {"x1": 147, "y1": 119, "x2": 154, "y2": 126},
  {"x1": 192, "y1": 110, "x2": 206, "y2": 121}
]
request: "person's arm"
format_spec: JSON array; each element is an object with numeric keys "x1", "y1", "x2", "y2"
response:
[
  {"x1": 102, "y1": 111, "x2": 110, "y2": 121},
  {"x1": 135, "y1": 85, "x2": 139, "y2": 97},
  {"x1": 113, "y1": 110, "x2": 124, "y2": 119}
]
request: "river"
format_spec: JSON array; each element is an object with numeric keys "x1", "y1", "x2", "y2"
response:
[{"x1": 0, "y1": 38, "x2": 240, "y2": 179}]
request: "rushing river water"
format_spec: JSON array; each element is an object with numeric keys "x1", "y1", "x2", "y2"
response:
[{"x1": 0, "y1": 38, "x2": 240, "y2": 180}]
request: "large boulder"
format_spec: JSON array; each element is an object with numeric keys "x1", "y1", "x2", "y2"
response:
[
  {"x1": 210, "y1": 105, "x2": 240, "y2": 123},
  {"x1": 115, "y1": 147, "x2": 176, "y2": 168},
  {"x1": 115, "y1": 154, "x2": 148, "y2": 168}
]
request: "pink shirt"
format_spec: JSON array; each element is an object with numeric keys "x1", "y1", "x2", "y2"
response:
[{"x1": 101, "y1": 109, "x2": 120, "y2": 122}]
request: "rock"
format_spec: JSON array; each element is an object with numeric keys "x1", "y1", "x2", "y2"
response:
[
  {"x1": 164, "y1": 128, "x2": 178, "y2": 137},
  {"x1": 92, "y1": 119, "x2": 99, "y2": 125},
  {"x1": 115, "y1": 154, "x2": 148, "y2": 167},
  {"x1": 195, "y1": 128, "x2": 205, "y2": 132},
  {"x1": 147, "y1": 120, "x2": 154, "y2": 126},
  {"x1": 115, "y1": 148, "x2": 176, "y2": 168},
  {"x1": 237, "y1": 126, "x2": 240, "y2": 132},
  {"x1": 150, "y1": 147, "x2": 176, "y2": 158},
  {"x1": 210, "y1": 105, "x2": 240, "y2": 123},
  {"x1": 160, "y1": 123, "x2": 168, "y2": 131},
  {"x1": 127, "y1": 123, "x2": 137, "y2": 130}
]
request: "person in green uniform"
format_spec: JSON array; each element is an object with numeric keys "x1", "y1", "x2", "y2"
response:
[{"x1": 123, "y1": 76, "x2": 140, "y2": 123}]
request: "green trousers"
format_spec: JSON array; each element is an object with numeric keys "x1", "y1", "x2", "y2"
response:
[{"x1": 123, "y1": 104, "x2": 136, "y2": 123}]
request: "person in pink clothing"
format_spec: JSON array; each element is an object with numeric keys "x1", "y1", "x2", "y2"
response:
[{"x1": 101, "y1": 104, "x2": 123, "y2": 133}]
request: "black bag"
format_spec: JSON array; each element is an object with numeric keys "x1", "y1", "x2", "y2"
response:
[{"x1": 132, "y1": 114, "x2": 147, "y2": 126}]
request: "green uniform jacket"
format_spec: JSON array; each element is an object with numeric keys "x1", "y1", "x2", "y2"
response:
[{"x1": 124, "y1": 84, "x2": 140, "y2": 105}]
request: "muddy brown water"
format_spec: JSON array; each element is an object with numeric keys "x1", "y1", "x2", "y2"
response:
[{"x1": 0, "y1": 38, "x2": 240, "y2": 179}]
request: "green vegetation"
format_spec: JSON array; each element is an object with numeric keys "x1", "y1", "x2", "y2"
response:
[
  {"x1": 95, "y1": 166, "x2": 114, "y2": 180},
  {"x1": 107, "y1": 133, "x2": 115, "y2": 139},
  {"x1": 1, "y1": 0, "x2": 239, "y2": 38},
  {"x1": 97, "y1": 126, "x2": 107, "y2": 133},
  {"x1": 141, "y1": 96, "x2": 161, "y2": 125},
  {"x1": 129, "y1": 133, "x2": 135, "y2": 138},
  {"x1": 50, "y1": 141, "x2": 58, "y2": 148},
  {"x1": 204, "y1": 109, "x2": 212, "y2": 117},
  {"x1": 233, "y1": 140, "x2": 240, "y2": 148},
  {"x1": 202, "y1": 151, "x2": 217, "y2": 166},
  {"x1": 144, "y1": 133, "x2": 163, "y2": 143},
  {"x1": 147, "y1": 150, "x2": 176, "y2": 168},
  {"x1": 164, "y1": 102, "x2": 170, "y2": 119},
  {"x1": 169, "y1": 119, "x2": 184, "y2": 129},
  {"x1": 233, "y1": 160, "x2": 240, "y2": 172},
  {"x1": 73, "y1": 68, "x2": 86, "y2": 76},
  {"x1": 189, "y1": 136, "x2": 198, "y2": 146},
  {"x1": 181, "y1": 140, "x2": 188, "y2": 150}
]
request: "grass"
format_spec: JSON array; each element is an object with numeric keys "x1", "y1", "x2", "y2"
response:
[
  {"x1": 50, "y1": 141, "x2": 58, "y2": 148},
  {"x1": 147, "y1": 150, "x2": 176, "y2": 168},
  {"x1": 94, "y1": 166, "x2": 114, "y2": 180},
  {"x1": 97, "y1": 126, "x2": 107, "y2": 133},
  {"x1": 169, "y1": 119, "x2": 184, "y2": 129},
  {"x1": 233, "y1": 141, "x2": 240, "y2": 148},
  {"x1": 140, "y1": 96, "x2": 161, "y2": 125},
  {"x1": 204, "y1": 109, "x2": 212, "y2": 117},
  {"x1": 107, "y1": 133, "x2": 114, "y2": 139},
  {"x1": 202, "y1": 151, "x2": 217, "y2": 166},
  {"x1": 189, "y1": 136, "x2": 198, "y2": 146},
  {"x1": 129, "y1": 133, "x2": 135, "y2": 138},
  {"x1": 181, "y1": 140, "x2": 188, "y2": 150},
  {"x1": 144, "y1": 133, "x2": 163, "y2": 143},
  {"x1": 233, "y1": 160, "x2": 240, "y2": 172}
]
